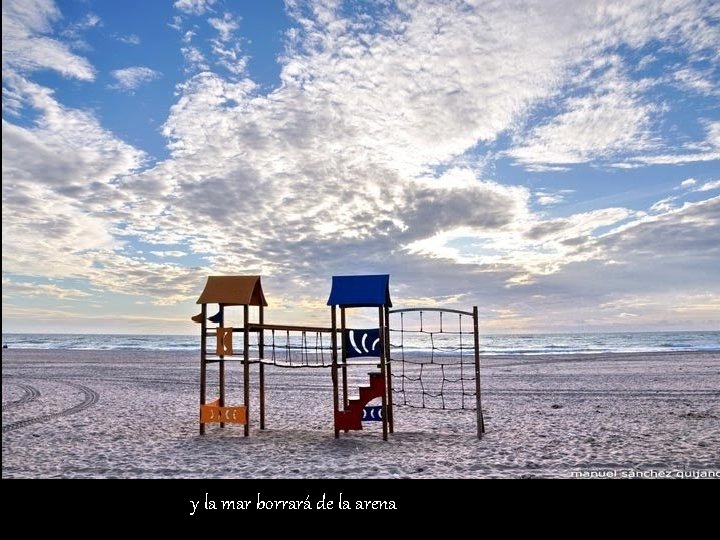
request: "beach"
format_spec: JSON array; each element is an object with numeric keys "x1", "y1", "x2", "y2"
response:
[{"x1": 2, "y1": 349, "x2": 719, "y2": 478}]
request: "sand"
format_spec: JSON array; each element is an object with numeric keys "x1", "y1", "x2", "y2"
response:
[{"x1": 2, "y1": 349, "x2": 719, "y2": 478}]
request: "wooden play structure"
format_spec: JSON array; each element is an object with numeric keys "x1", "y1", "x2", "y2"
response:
[{"x1": 192, "y1": 274, "x2": 485, "y2": 440}]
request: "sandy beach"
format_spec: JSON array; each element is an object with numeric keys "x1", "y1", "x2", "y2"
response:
[{"x1": 2, "y1": 349, "x2": 719, "y2": 478}]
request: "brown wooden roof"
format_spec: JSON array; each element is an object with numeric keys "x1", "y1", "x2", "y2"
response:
[{"x1": 196, "y1": 275, "x2": 268, "y2": 306}]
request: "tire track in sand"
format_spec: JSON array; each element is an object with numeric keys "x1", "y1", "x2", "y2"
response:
[
  {"x1": 2, "y1": 381, "x2": 99, "y2": 433},
  {"x1": 2, "y1": 383, "x2": 41, "y2": 411}
]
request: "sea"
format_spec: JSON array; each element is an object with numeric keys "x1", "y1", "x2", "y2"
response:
[{"x1": 2, "y1": 331, "x2": 719, "y2": 356}]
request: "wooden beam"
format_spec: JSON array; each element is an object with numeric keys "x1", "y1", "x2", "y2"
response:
[
  {"x1": 331, "y1": 306, "x2": 339, "y2": 439},
  {"x1": 243, "y1": 304, "x2": 250, "y2": 437},
  {"x1": 473, "y1": 306, "x2": 485, "y2": 438},
  {"x1": 385, "y1": 304, "x2": 394, "y2": 434},
  {"x1": 379, "y1": 306, "x2": 388, "y2": 441},
  {"x1": 259, "y1": 305, "x2": 265, "y2": 430},
  {"x1": 219, "y1": 304, "x2": 225, "y2": 429},
  {"x1": 340, "y1": 307, "x2": 348, "y2": 410},
  {"x1": 199, "y1": 303, "x2": 207, "y2": 435}
]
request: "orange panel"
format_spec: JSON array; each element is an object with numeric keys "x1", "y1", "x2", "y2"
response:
[
  {"x1": 216, "y1": 327, "x2": 233, "y2": 356},
  {"x1": 200, "y1": 404, "x2": 247, "y2": 424}
]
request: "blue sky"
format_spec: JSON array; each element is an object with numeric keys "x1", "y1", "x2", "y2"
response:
[{"x1": 2, "y1": 0, "x2": 719, "y2": 334}]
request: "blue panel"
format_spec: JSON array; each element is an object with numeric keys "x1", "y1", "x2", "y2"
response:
[
  {"x1": 362, "y1": 406, "x2": 383, "y2": 421},
  {"x1": 326, "y1": 274, "x2": 392, "y2": 307},
  {"x1": 345, "y1": 328, "x2": 381, "y2": 358}
]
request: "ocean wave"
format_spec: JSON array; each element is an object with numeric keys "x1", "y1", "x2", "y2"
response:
[{"x1": 3, "y1": 332, "x2": 719, "y2": 355}]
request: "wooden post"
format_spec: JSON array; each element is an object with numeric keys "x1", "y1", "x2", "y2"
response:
[
  {"x1": 243, "y1": 304, "x2": 250, "y2": 437},
  {"x1": 331, "y1": 306, "x2": 339, "y2": 438},
  {"x1": 384, "y1": 304, "x2": 394, "y2": 434},
  {"x1": 473, "y1": 306, "x2": 485, "y2": 438},
  {"x1": 379, "y1": 306, "x2": 388, "y2": 441},
  {"x1": 199, "y1": 303, "x2": 207, "y2": 435},
  {"x1": 259, "y1": 305, "x2": 265, "y2": 430},
  {"x1": 340, "y1": 307, "x2": 348, "y2": 410},
  {"x1": 219, "y1": 304, "x2": 225, "y2": 428}
]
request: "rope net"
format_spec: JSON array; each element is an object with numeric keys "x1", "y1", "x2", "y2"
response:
[
  {"x1": 390, "y1": 310, "x2": 478, "y2": 411},
  {"x1": 249, "y1": 328, "x2": 334, "y2": 368}
]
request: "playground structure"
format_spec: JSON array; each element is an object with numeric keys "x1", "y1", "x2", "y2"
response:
[{"x1": 191, "y1": 274, "x2": 485, "y2": 440}]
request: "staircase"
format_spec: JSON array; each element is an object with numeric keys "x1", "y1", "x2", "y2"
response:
[{"x1": 335, "y1": 372, "x2": 385, "y2": 431}]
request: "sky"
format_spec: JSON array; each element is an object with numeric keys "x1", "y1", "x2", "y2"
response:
[{"x1": 2, "y1": 0, "x2": 719, "y2": 335}]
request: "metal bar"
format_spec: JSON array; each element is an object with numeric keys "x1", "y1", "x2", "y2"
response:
[
  {"x1": 243, "y1": 304, "x2": 250, "y2": 437},
  {"x1": 331, "y1": 306, "x2": 339, "y2": 438},
  {"x1": 199, "y1": 303, "x2": 207, "y2": 435},
  {"x1": 473, "y1": 306, "x2": 485, "y2": 438},
  {"x1": 388, "y1": 307, "x2": 474, "y2": 317}
]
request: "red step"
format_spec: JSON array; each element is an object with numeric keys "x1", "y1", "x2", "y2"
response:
[{"x1": 335, "y1": 372, "x2": 386, "y2": 432}]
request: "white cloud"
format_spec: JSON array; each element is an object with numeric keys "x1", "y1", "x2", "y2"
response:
[
  {"x1": 150, "y1": 251, "x2": 187, "y2": 258},
  {"x1": 508, "y1": 58, "x2": 660, "y2": 168},
  {"x1": 650, "y1": 196, "x2": 676, "y2": 213},
  {"x1": 168, "y1": 16, "x2": 183, "y2": 32},
  {"x1": 614, "y1": 152, "x2": 720, "y2": 167},
  {"x1": 695, "y1": 179, "x2": 720, "y2": 192},
  {"x1": 680, "y1": 178, "x2": 697, "y2": 188},
  {"x1": 592, "y1": 0, "x2": 720, "y2": 59},
  {"x1": 706, "y1": 120, "x2": 720, "y2": 148},
  {"x1": 110, "y1": 66, "x2": 162, "y2": 91},
  {"x1": 208, "y1": 12, "x2": 239, "y2": 42},
  {"x1": 2, "y1": 75, "x2": 146, "y2": 284},
  {"x1": 2, "y1": 278, "x2": 91, "y2": 300},
  {"x1": 62, "y1": 12, "x2": 101, "y2": 40},
  {"x1": 180, "y1": 46, "x2": 209, "y2": 72},
  {"x1": 2, "y1": 0, "x2": 95, "y2": 81},
  {"x1": 174, "y1": 0, "x2": 216, "y2": 15},
  {"x1": 406, "y1": 201, "x2": 635, "y2": 284},
  {"x1": 503, "y1": 0, "x2": 720, "y2": 170},
  {"x1": 602, "y1": 197, "x2": 720, "y2": 259},
  {"x1": 81, "y1": 13, "x2": 100, "y2": 27},
  {"x1": 536, "y1": 194, "x2": 564, "y2": 206},
  {"x1": 673, "y1": 67, "x2": 720, "y2": 96},
  {"x1": 207, "y1": 13, "x2": 247, "y2": 76},
  {"x1": 636, "y1": 54, "x2": 656, "y2": 70},
  {"x1": 611, "y1": 120, "x2": 720, "y2": 167},
  {"x1": 510, "y1": 198, "x2": 720, "y2": 331},
  {"x1": 82, "y1": 252, "x2": 206, "y2": 305},
  {"x1": 118, "y1": 34, "x2": 140, "y2": 45},
  {"x1": 535, "y1": 189, "x2": 574, "y2": 207}
]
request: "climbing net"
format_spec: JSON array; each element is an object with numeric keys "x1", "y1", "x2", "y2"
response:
[
  {"x1": 389, "y1": 309, "x2": 479, "y2": 410},
  {"x1": 247, "y1": 325, "x2": 334, "y2": 368}
]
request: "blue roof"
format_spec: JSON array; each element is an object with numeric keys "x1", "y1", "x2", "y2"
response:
[{"x1": 326, "y1": 275, "x2": 392, "y2": 307}]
